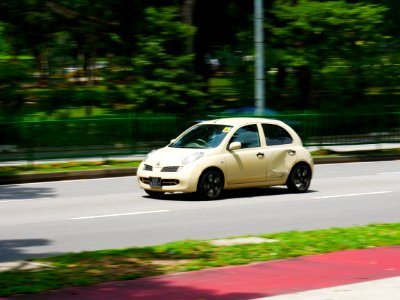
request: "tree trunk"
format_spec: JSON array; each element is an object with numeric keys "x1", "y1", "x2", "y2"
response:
[
  {"x1": 81, "y1": 33, "x2": 96, "y2": 86},
  {"x1": 32, "y1": 46, "x2": 49, "y2": 86},
  {"x1": 297, "y1": 66, "x2": 312, "y2": 110},
  {"x1": 87, "y1": 33, "x2": 96, "y2": 86},
  {"x1": 181, "y1": 0, "x2": 195, "y2": 53}
]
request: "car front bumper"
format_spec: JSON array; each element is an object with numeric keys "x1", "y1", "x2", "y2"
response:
[{"x1": 137, "y1": 162, "x2": 203, "y2": 193}]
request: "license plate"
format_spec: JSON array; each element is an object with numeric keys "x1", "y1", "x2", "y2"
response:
[{"x1": 149, "y1": 177, "x2": 162, "y2": 187}]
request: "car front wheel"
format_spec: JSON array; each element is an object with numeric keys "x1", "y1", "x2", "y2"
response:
[
  {"x1": 287, "y1": 164, "x2": 311, "y2": 193},
  {"x1": 197, "y1": 169, "x2": 224, "y2": 200}
]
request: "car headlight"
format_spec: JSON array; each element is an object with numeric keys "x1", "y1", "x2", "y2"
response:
[{"x1": 182, "y1": 152, "x2": 204, "y2": 165}]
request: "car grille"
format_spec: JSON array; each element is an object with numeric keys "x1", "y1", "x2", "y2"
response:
[
  {"x1": 161, "y1": 166, "x2": 180, "y2": 172},
  {"x1": 143, "y1": 164, "x2": 153, "y2": 171},
  {"x1": 140, "y1": 177, "x2": 180, "y2": 186},
  {"x1": 144, "y1": 165, "x2": 180, "y2": 172},
  {"x1": 162, "y1": 179, "x2": 180, "y2": 186}
]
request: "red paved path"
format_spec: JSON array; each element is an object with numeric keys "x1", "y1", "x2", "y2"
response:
[{"x1": 5, "y1": 246, "x2": 400, "y2": 300}]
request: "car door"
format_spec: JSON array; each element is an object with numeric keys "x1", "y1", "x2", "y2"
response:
[
  {"x1": 261, "y1": 123, "x2": 297, "y2": 182},
  {"x1": 225, "y1": 124, "x2": 267, "y2": 184}
]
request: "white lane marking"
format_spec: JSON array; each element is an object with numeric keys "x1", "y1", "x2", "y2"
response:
[
  {"x1": 0, "y1": 197, "x2": 56, "y2": 204},
  {"x1": 316, "y1": 161, "x2": 376, "y2": 166},
  {"x1": 0, "y1": 199, "x2": 31, "y2": 203},
  {"x1": 313, "y1": 191, "x2": 392, "y2": 199},
  {"x1": 70, "y1": 210, "x2": 170, "y2": 220},
  {"x1": 378, "y1": 172, "x2": 400, "y2": 175}
]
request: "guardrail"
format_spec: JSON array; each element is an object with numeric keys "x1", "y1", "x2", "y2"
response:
[{"x1": 1, "y1": 112, "x2": 399, "y2": 162}]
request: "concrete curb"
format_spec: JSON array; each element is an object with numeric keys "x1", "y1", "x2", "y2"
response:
[{"x1": 1, "y1": 154, "x2": 399, "y2": 185}]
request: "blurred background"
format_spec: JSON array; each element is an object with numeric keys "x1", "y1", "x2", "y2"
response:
[{"x1": 0, "y1": 0, "x2": 399, "y2": 162}]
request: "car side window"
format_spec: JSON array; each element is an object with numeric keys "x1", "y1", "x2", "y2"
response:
[
  {"x1": 230, "y1": 124, "x2": 260, "y2": 148},
  {"x1": 262, "y1": 124, "x2": 293, "y2": 146}
]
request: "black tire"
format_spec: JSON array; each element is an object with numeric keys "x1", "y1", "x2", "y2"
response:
[
  {"x1": 145, "y1": 190, "x2": 165, "y2": 198},
  {"x1": 287, "y1": 164, "x2": 312, "y2": 193},
  {"x1": 197, "y1": 169, "x2": 224, "y2": 200}
]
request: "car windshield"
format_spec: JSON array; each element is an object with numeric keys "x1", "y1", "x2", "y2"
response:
[{"x1": 170, "y1": 124, "x2": 232, "y2": 149}]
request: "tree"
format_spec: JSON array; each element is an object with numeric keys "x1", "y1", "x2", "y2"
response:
[
  {"x1": 0, "y1": 1, "x2": 60, "y2": 85},
  {"x1": 0, "y1": 0, "x2": 397, "y2": 114},
  {"x1": 267, "y1": 0, "x2": 388, "y2": 110},
  {"x1": 0, "y1": 23, "x2": 11, "y2": 56},
  {"x1": 130, "y1": 7, "x2": 205, "y2": 113}
]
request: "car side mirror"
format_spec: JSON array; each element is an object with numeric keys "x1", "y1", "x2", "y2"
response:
[
  {"x1": 170, "y1": 139, "x2": 176, "y2": 143},
  {"x1": 229, "y1": 141, "x2": 242, "y2": 151}
]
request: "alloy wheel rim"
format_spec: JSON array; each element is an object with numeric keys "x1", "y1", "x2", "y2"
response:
[
  {"x1": 294, "y1": 166, "x2": 310, "y2": 191},
  {"x1": 204, "y1": 173, "x2": 222, "y2": 198}
]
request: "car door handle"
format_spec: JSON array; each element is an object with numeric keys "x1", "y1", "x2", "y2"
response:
[
  {"x1": 257, "y1": 152, "x2": 264, "y2": 158},
  {"x1": 288, "y1": 150, "x2": 296, "y2": 156}
]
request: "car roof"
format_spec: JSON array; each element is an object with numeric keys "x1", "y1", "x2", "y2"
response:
[
  {"x1": 199, "y1": 117, "x2": 303, "y2": 145},
  {"x1": 200, "y1": 117, "x2": 287, "y2": 127}
]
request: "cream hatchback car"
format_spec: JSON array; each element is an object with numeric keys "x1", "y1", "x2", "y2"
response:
[{"x1": 137, "y1": 117, "x2": 313, "y2": 199}]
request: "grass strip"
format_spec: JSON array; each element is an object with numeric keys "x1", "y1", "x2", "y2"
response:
[
  {"x1": 1, "y1": 223, "x2": 399, "y2": 296},
  {"x1": 0, "y1": 160, "x2": 141, "y2": 176}
]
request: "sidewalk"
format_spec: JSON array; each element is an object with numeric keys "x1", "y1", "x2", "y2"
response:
[
  {"x1": 306, "y1": 142, "x2": 400, "y2": 152},
  {"x1": 4, "y1": 246, "x2": 400, "y2": 299}
]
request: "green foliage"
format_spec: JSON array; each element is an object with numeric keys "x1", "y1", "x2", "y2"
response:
[
  {"x1": 0, "y1": 62, "x2": 30, "y2": 113},
  {"x1": 0, "y1": 62, "x2": 29, "y2": 87},
  {"x1": 0, "y1": 22, "x2": 11, "y2": 55},
  {"x1": 130, "y1": 7, "x2": 206, "y2": 113},
  {"x1": 0, "y1": 3, "x2": 208, "y2": 115},
  {"x1": 269, "y1": 0, "x2": 388, "y2": 67},
  {"x1": 0, "y1": 1, "x2": 399, "y2": 115},
  {"x1": 37, "y1": 88, "x2": 121, "y2": 114},
  {"x1": 210, "y1": 45, "x2": 255, "y2": 107},
  {"x1": 265, "y1": 0, "x2": 390, "y2": 111}
]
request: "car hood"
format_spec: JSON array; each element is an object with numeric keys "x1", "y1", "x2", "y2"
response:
[{"x1": 144, "y1": 147, "x2": 210, "y2": 167}]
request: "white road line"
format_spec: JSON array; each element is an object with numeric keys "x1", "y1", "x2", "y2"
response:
[
  {"x1": 0, "y1": 198, "x2": 54, "y2": 203},
  {"x1": 70, "y1": 210, "x2": 170, "y2": 220},
  {"x1": 378, "y1": 172, "x2": 400, "y2": 175},
  {"x1": 313, "y1": 191, "x2": 392, "y2": 199},
  {"x1": 316, "y1": 161, "x2": 376, "y2": 166},
  {"x1": 0, "y1": 199, "x2": 30, "y2": 203}
]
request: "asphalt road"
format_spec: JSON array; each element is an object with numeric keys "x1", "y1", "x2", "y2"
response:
[{"x1": 1, "y1": 160, "x2": 399, "y2": 262}]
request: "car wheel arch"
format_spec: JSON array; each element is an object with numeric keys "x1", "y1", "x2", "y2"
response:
[
  {"x1": 286, "y1": 162, "x2": 313, "y2": 182},
  {"x1": 197, "y1": 166, "x2": 225, "y2": 189}
]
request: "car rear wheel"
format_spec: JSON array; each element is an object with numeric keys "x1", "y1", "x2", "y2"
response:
[
  {"x1": 197, "y1": 170, "x2": 224, "y2": 200},
  {"x1": 145, "y1": 190, "x2": 165, "y2": 198},
  {"x1": 287, "y1": 164, "x2": 311, "y2": 193}
]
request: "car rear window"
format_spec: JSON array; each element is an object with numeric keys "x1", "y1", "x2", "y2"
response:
[{"x1": 262, "y1": 124, "x2": 293, "y2": 146}]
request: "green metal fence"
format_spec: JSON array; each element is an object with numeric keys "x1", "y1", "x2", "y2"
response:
[
  {"x1": 278, "y1": 112, "x2": 400, "y2": 146},
  {"x1": 1, "y1": 112, "x2": 399, "y2": 162},
  {"x1": 0, "y1": 114, "x2": 188, "y2": 161}
]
